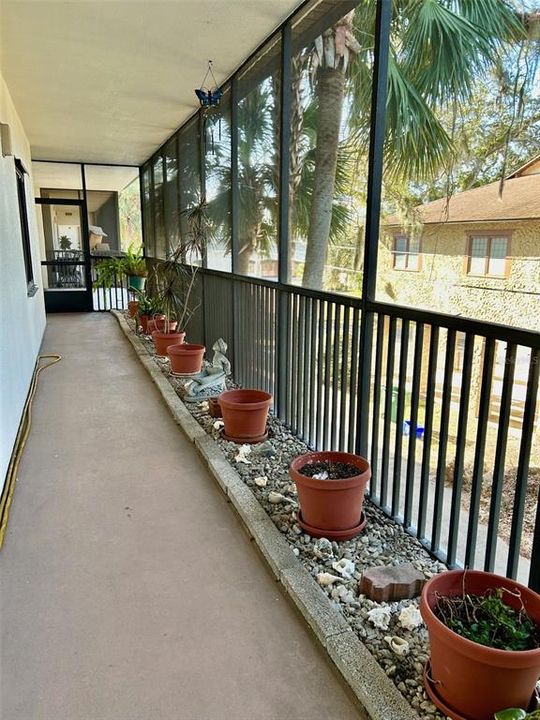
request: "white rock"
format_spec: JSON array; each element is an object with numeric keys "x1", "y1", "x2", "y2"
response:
[
  {"x1": 268, "y1": 491, "x2": 285, "y2": 504},
  {"x1": 332, "y1": 558, "x2": 355, "y2": 580},
  {"x1": 316, "y1": 572, "x2": 341, "y2": 587},
  {"x1": 313, "y1": 471, "x2": 329, "y2": 480},
  {"x1": 213, "y1": 420, "x2": 225, "y2": 430},
  {"x1": 367, "y1": 606, "x2": 392, "y2": 630},
  {"x1": 254, "y1": 476, "x2": 268, "y2": 487},
  {"x1": 384, "y1": 635, "x2": 410, "y2": 656},
  {"x1": 199, "y1": 401, "x2": 210, "y2": 411},
  {"x1": 332, "y1": 585, "x2": 356, "y2": 604},
  {"x1": 398, "y1": 605, "x2": 423, "y2": 630},
  {"x1": 234, "y1": 445, "x2": 252, "y2": 464}
]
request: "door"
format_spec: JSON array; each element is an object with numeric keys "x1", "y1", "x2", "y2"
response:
[{"x1": 35, "y1": 199, "x2": 93, "y2": 312}]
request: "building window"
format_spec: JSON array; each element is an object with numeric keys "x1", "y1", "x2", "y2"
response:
[
  {"x1": 467, "y1": 234, "x2": 509, "y2": 277},
  {"x1": 15, "y1": 159, "x2": 36, "y2": 295},
  {"x1": 392, "y1": 234, "x2": 421, "y2": 271}
]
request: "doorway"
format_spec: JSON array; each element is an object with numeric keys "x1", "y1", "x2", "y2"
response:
[{"x1": 35, "y1": 198, "x2": 93, "y2": 312}]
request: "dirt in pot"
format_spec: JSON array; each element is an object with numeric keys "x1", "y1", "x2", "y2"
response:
[
  {"x1": 299, "y1": 461, "x2": 360, "y2": 480},
  {"x1": 434, "y1": 587, "x2": 540, "y2": 651}
]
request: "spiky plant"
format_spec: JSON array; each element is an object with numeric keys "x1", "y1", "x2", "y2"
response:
[{"x1": 150, "y1": 199, "x2": 211, "y2": 333}]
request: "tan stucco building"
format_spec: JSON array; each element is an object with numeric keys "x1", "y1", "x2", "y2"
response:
[{"x1": 380, "y1": 156, "x2": 540, "y2": 333}]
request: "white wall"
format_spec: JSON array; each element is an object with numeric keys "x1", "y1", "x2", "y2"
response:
[{"x1": 0, "y1": 73, "x2": 46, "y2": 486}]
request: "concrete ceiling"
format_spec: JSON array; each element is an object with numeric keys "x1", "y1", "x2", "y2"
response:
[{"x1": 0, "y1": 0, "x2": 303, "y2": 165}]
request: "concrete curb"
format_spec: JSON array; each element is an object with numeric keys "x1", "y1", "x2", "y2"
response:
[{"x1": 111, "y1": 310, "x2": 420, "y2": 720}]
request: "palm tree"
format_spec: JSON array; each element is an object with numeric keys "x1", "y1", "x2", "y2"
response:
[
  {"x1": 300, "y1": 0, "x2": 527, "y2": 288},
  {"x1": 206, "y1": 75, "x2": 355, "y2": 276}
]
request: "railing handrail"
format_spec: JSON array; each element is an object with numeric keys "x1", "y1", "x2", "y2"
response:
[{"x1": 178, "y1": 263, "x2": 540, "y2": 349}]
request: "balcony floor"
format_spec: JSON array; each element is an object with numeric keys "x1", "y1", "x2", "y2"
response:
[{"x1": 0, "y1": 313, "x2": 363, "y2": 720}]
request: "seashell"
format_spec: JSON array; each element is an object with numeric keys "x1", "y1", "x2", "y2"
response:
[
  {"x1": 332, "y1": 558, "x2": 355, "y2": 580},
  {"x1": 268, "y1": 491, "x2": 286, "y2": 504},
  {"x1": 316, "y1": 572, "x2": 341, "y2": 587},
  {"x1": 313, "y1": 538, "x2": 334, "y2": 560},
  {"x1": 213, "y1": 420, "x2": 225, "y2": 430},
  {"x1": 367, "y1": 606, "x2": 392, "y2": 629},
  {"x1": 384, "y1": 635, "x2": 410, "y2": 656},
  {"x1": 398, "y1": 605, "x2": 423, "y2": 630},
  {"x1": 234, "y1": 444, "x2": 252, "y2": 464},
  {"x1": 254, "y1": 476, "x2": 268, "y2": 487}
]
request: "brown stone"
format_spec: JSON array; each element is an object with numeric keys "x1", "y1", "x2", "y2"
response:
[{"x1": 359, "y1": 563, "x2": 426, "y2": 603}]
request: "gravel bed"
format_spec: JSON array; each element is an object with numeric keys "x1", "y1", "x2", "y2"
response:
[{"x1": 131, "y1": 318, "x2": 449, "y2": 719}]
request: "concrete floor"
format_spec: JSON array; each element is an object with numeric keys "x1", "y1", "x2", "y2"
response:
[{"x1": 0, "y1": 313, "x2": 363, "y2": 720}]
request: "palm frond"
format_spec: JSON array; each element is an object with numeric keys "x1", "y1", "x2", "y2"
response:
[
  {"x1": 384, "y1": 51, "x2": 455, "y2": 181},
  {"x1": 401, "y1": 0, "x2": 494, "y2": 104}
]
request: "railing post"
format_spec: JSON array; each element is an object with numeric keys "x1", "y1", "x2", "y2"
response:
[
  {"x1": 355, "y1": 0, "x2": 392, "y2": 457},
  {"x1": 231, "y1": 77, "x2": 240, "y2": 275},
  {"x1": 276, "y1": 23, "x2": 292, "y2": 418}
]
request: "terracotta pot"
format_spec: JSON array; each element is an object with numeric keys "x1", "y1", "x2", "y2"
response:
[
  {"x1": 139, "y1": 313, "x2": 164, "y2": 335},
  {"x1": 421, "y1": 570, "x2": 540, "y2": 720},
  {"x1": 147, "y1": 318, "x2": 178, "y2": 334},
  {"x1": 208, "y1": 397, "x2": 222, "y2": 418},
  {"x1": 289, "y1": 451, "x2": 370, "y2": 540},
  {"x1": 152, "y1": 330, "x2": 185, "y2": 357},
  {"x1": 168, "y1": 343, "x2": 205, "y2": 375},
  {"x1": 219, "y1": 389, "x2": 272, "y2": 443},
  {"x1": 128, "y1": 300, "x2": 139, "y2": 318}
]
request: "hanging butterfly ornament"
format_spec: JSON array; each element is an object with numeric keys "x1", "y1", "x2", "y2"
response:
[{"x1": 195, "y1": 60, "x2": 223, "y2": 155}]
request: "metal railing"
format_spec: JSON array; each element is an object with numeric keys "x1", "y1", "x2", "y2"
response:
[
  {"x1": 90, "y1": 256, "x2": 131, "y2": 312},
  {"x1": 186, "y1": 267, "x2": 540, "y2": 590}
]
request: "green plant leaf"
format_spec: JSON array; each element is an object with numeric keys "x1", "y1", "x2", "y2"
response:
[{"x1": 494, "y1": 710, "x2": 527, "y2": 720}]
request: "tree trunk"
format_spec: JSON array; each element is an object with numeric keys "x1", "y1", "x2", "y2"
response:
[
  {"x1": 302, "y1": 66, "x2": 346, "y2": 288},
  {"x1": 238, "y1": 241, "x2": 253, "y2": 275}
]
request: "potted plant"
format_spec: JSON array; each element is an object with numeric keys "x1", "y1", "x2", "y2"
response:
[
  {"x1": 136, "y1": 295, "x2": 164, "y2": 335},
  {"x1": 495, "y1": 711, "x2": 540, "y2": 719},
  {"x1": 150, "y1": 201, "x2": 208, "y2": 357},
  {"x1": 219, "y1": 389, "x2": 272, "y2": 443},
  {"x1": 289, "y1": 451, "x2": 370, "y2": 540},
  {"x1": 59, "y1": 235, "x2": 72, "y2": 250},
  {"x1": 93, "y1": 244, "x2": 147, "y2": 292},
  {"x1": 123, "y1": 244, "x2": 147, "y2": 291},
  {"x1": 421, "y1": 570, "x2": 540, "y2": 720}
]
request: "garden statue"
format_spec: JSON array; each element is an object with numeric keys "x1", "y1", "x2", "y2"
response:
[{"x1": 184, "y1": 338, "x2": 231, "y2": 401}]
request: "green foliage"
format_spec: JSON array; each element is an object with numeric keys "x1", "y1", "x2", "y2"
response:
[
  {"x1": 118, "y1": 179, "x2": 142, "y2": 250},
  {"x1": 59, "y1": 235, "x2": 72, "y2": 250},
  {"x1": 93, "y1": 244, "x2": 146, "y2": 289},
  {"x1": 122, "y1": 244, "x2": 147, "y2": 276},
  {"x1": 435, "y1": 588, "x2": 540, "y2": 651},
  {"x1": 136, "y1": 295, "x2": 163, "y2": 318},
  {"x1": 495, "y1": 709, "x2": 540, "y2": 719},
  {"x1": 149, "y1": 200, "x2": 208, "y2": 331}
]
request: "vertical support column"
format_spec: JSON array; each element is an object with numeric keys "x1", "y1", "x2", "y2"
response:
[
  {"x1": 355, "y1": 0, "x2": 392, "y2": 457},
  {"x1": 80, "y1": 164, "x2": 92, "y2": 296},
  {"x1": 230, "y1": 77, "x2": 240, "y2": 379},
  {"x1": 139, "y1": 165, "x2": 147, "y2": 258},
  {"x1": 276, "y1": 23, "x2": 292, "y2": 418},
  {"x1": 199, "y1": 111, "x2": 207, "y2": 268},
  {"x1": 231, "y1": 77, "x2": 240, "y2": 276}
]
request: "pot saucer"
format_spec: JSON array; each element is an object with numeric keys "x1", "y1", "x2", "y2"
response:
[
  {"x1": 170, "y1": 371, "x2": 199, "y2": 377},
  {"x1": 297, "y1": 511, "x2": 367, "y2": 540},
  {"x1": 423, "y1": 661, "x2": 470, "y2": 720},
  {"x1": 221, "y1": 431, "x2": 268, "y2": 444}
]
